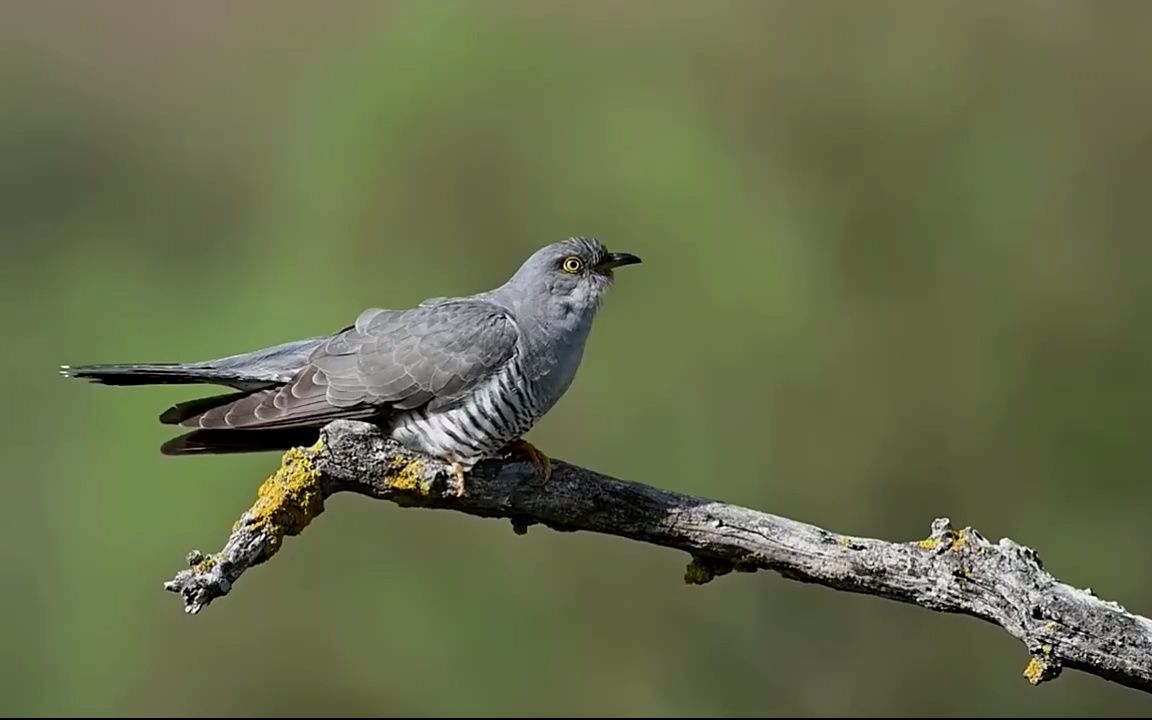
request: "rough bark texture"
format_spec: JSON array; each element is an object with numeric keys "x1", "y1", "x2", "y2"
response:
[{"x1": 165, "y1": 419, "x2": 1152, "y2": 694}]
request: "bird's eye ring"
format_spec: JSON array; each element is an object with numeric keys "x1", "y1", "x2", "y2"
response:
[{"x1": 561, "y1": 256, "x2": 584, "y2": 274}]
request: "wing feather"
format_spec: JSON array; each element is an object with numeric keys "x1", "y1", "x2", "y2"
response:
[{"x1": 184, "y1": 301, "x2": 519, "y2": 430}]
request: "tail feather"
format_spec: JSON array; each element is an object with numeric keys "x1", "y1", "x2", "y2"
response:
[
  {"x1": 63, "y1": 363, "x2": 202, "y2": 386},
  {"x1": 61, "y1": 335, "x2": 355, "y2": 457},
  {"x1": 60, "y1": 335, "x2": 329, "y2": 390},
  {"x1": 60, "y1": 362, "x2": 277, "y2": 390},
  {"x1": 158, "y1": 389, "x2": 264, "y2": 425},
  {"x1": 160, "y1": 428, "x2": 322, "y2": 456}
]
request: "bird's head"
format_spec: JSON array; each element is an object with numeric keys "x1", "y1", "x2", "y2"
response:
[{"x1": 501, "y1": 237, "x2": 642, "y2": 323}]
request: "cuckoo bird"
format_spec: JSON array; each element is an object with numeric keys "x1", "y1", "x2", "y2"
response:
[{"x1": 62, "y1": 237, "x2": 642, "y2": 494}]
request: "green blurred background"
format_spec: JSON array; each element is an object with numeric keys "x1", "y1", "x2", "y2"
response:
[{"x1": 4, "y1": 0, "x2": 1152, "y2": 716}]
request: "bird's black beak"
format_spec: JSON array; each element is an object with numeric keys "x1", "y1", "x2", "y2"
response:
[{"x1": 597, "y1": 252, "x2": 643, "y2": 272}]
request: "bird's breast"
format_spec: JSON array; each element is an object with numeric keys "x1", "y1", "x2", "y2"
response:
[{"x1": 386, "y1": 363, "x2": 539, "y2": 466}]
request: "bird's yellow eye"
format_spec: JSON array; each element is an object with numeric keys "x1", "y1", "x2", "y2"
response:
[{"x1": 561, "y1": 256, "x2": 584, "y2": 274}]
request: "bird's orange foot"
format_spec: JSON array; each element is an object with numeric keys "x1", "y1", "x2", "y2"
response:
[
  {"x1": 449, "y1": 462, "x2": 467, "y2": 497},
  {"x1": 502, "y1": 438, "x2": 552, "y2": 482}
]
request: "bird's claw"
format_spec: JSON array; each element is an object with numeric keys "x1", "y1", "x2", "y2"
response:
[
  {"x1": 449, "y1": 462, "x2": 467, "y2": 497},
  {"x1": 503, "y1": 438, "x2": 552, "y2": 482}
]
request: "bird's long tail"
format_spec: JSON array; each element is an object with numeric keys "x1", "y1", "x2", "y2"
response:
[
  {"x1": 60, "y1": 335, "x2": 338, "y2": 455},
  {"x1": 60, "y1": 336, "x2": 329, "y2": 389},
  {"x1": 60, "y1": 362, "x2": 276, "y2": 425},
  {"x1": 60, "y1": 362, "x2": 254, "y2": 387}
]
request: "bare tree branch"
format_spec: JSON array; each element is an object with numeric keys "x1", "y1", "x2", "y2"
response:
[{"x1": 165, "y1": 419, "x2": 1152, "y2": 694}]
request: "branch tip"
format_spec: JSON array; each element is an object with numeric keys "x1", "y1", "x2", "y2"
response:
[{"x1": 163, "y1": 440, "x2": 328, "y2": 614}]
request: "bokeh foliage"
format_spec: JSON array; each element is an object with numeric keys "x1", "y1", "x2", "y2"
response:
[{"x1": 3, "y1": 1, "x2": 1152, "y2": 715}]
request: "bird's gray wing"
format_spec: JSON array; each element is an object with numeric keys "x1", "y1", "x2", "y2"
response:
[{"x1": 183, "y1": 301, "x2": 519, "y2": 430}]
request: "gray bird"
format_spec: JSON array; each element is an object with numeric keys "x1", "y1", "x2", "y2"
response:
[{"x1": 61, "y1": 237, "x2": 642, "y2": 492}]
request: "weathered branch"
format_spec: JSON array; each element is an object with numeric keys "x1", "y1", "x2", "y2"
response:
[{"x1": 166, "y1": 419, "x2": 1152, "y2": 694}]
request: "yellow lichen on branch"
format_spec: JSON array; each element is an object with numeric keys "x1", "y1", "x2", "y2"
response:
[
  {"x1": 683, "y1": 556, "x2": 738, "y2": 585},
  {"x1": 917, "y1": 526, "x2": 969, "y2": 553},
  {"x1": 1023, "y1": 656, "x2": 1058, "y2": 685},
  {"x1": 240, "y1": 439, "x2": 327, "y2": 559},
  {"x1": 684, "y1": 558, "x2": 715, "y2": 585},
  {"x1": 1023, "y1": 657, "x2": 1046, "y2": 684},
  {"x1": 383, "y1": 456, "x2": 435, "y2": 506},
  {"x1": 950, "y1": 529, "x2": 969, "y2": 553}
]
